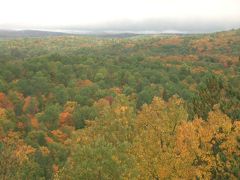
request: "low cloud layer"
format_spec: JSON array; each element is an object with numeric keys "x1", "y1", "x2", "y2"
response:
[
  {"x1": 0, "y1": 0, "x2": 240, "y2": 33},
  {"x1": 62, "y1": 18, "x2": 240, "y2": 33}
]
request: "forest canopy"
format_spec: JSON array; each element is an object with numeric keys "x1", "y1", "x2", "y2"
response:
[{"x1": 0, "y1": 29, "x2": 240, "y2": 179}]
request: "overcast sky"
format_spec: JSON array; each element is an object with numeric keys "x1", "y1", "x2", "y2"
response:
[{"x1": 0, "y1": 0, "x2": 240, "y2": 32}]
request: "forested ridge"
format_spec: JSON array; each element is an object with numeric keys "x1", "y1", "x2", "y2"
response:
[{"x1": 0, "y1": 29, "x2": 240, "y2": 179}]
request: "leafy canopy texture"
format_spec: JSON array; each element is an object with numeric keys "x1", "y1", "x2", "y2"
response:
[{"x1": 57, "y1": 95, "x2": 240, "y2": 179}]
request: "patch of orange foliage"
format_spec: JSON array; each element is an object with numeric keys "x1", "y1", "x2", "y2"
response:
[
  {"x1": 14, "y1": 144, "x2": 36, "y2": 164},
  {"x1": 0, "y1": 92, "x2": 14, "y2": 110},
  {"x1": 212, "y1": 69, "x2": 224, "y2": 75},
  {"x1": 17, "y1": 122, "x2": 26, "y2": 130},
  {"x1": 45, "y1": 136, "x2": 54, "y2": 144},
  {"x1": 156, "y1": 36, "x2": 183, "y2": 46},
  {"x1": 39, "y1": 146, "x2": 50, "y2": 156},
  {"x1": 0, "y1": 131, "x2": 36, "y2": 166},
  {"x1": 51, "y1": 130, "x2": 68, "y2": 142},
  {"x1": 191, "y1": 66, "x2": 207, "y2": 73},
  {"x1": 148, "y1": 55, "x2": 198, "y2": 62},
  {"x1": 59, "y1": 112, "x2": 73, "y2": 126},
  {"x1": 22, "y1": 96, "x2": 31, "y2": 113},
  {"x1": 191, "y1": 37, "x2": 213, "y2": 52},
  {"x1": 77, "y1": 79, "x2": 93, "y2": 88},
  {"x1": 110, "y1": 87, "x2": 122, "y2": 94},
  {"x1": 22, "y1": 96, "x2": 38, "y2": 114},
  {"x1": 215, "y1": 55, "x2": 239, "y2": 65},
  {"x1": 30, "y1": 116, "x2": 40, "y2": 129}
]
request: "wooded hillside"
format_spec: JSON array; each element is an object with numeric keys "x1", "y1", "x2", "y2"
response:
[{"x1": 0, "y1": 29, "x2": 239, "y2": 179}]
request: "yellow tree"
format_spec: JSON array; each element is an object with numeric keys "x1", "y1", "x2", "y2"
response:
[
  {"x1": 176, "y1": 109, "x2": 240, "y2": 179},
  {"x1": 0, "y1": 131, "x2": 38, "y2": 179},
  {"x1": 131, "y1": 95, "x2": 188, "y2": 179}
]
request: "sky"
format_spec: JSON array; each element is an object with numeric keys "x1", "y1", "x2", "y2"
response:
[{"x1": 0, "y1": 0, "x2": 240, "y2": 32}]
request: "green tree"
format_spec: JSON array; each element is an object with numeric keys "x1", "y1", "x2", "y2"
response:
[
  {"x1": 190, "y1": 74, "x2": 223, "y2": 119},
  {"x1": 38, "y1": 104, "x2": 61, "y2": 130},
  {"x1": 72, "y1": 106, "x2": 98, "y2": 129}
]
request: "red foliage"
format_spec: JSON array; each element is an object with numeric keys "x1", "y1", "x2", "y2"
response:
[{"x1": 45, "y1": 136, "x2": 54, "y2": 144}]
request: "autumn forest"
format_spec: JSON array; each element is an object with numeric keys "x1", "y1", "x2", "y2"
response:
[{"x1": 0, "y1": 29, "x2": 240, "y2": 179}]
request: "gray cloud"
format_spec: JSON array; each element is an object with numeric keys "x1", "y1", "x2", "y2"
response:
[{"x1": 60, "y1": 18, "x2": 240, "y2": 34}]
